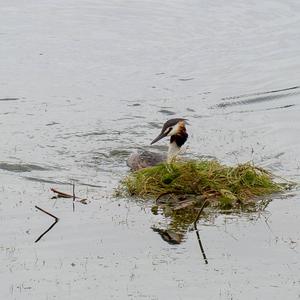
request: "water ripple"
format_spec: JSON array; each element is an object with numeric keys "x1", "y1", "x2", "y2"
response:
[
  {"x1": 0, "y1": 162, "x2": 50, "y2": 173},
  {"x1": 214, "y1": 86, "x2": 300, "y2": 108},
  {"x1": 0, "y1": 97, "x2": 19, "y2": 102}
]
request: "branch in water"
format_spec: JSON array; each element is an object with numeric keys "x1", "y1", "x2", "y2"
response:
[
  {"x1": 35, "y1": 206, "x2": 59, "y2": 243},
  {"x1": 51, "y1": 187, "x2": 88, "y2": 204}
]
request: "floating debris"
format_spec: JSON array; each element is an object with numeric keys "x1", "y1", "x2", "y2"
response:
[{"x1": 51, "y1": 187, "x2": 88, "y2": 204}]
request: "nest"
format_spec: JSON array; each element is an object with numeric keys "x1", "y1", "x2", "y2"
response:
[{"x1": 121, "y1": 160, "x2": 286, "y2": 210}]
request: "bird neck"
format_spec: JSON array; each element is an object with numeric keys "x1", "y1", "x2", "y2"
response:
[
  {"x1": 167, "y1": 129, "x2": 188, "y2": 163},
  {"x1": 167, "y1": 141, "x2": 181, "y2": 163}
]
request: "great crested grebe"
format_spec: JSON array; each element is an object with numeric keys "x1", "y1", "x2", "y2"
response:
[{"x1": 127, "y1": 118, "x2": 188, "y2": 171}]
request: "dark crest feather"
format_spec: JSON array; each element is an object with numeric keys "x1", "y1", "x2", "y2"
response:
[{"x1": 161, "y1": 118, "x2": 187, "y2": 133}]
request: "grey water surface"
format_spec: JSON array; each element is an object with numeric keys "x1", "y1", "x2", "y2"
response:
[{"x1": 1, "y1": 0, "x2": 300, "y2": 299}]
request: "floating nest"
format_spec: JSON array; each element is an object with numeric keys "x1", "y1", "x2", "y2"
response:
[
  {"x1": 121, "y1": 160, "x2": 289, "y2": 209},
  {"x1": 119, "y1": 160, "x2": 291, "y2": 239}
]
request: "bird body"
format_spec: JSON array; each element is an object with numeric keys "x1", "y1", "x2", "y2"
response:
[
  {"x1": 127, "y1": 118, "x2": 188, "y2": 171},
  {"x1": 126, "y1": 150, "x2": 166, "y2": 171}
]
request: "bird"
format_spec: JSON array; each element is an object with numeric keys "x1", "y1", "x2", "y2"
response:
[{"x1": 127, "y1": 118, "x2": 188, "y2": 171}]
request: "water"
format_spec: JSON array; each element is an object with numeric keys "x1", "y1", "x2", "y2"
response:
[{"x1": 1, "y1": 0, "x2": 300, "y2": 299}]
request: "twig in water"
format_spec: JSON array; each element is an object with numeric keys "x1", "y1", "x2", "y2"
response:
[
  {"x1": 35, "y1": 206, "x2": 59, "y2": 243},
  {"x1": 50, "y1": 187, "x2": 88, "y2": 204},
  {"x1": 50, "y1": 188, "x2": 73, "y2": 198},
  {"x1": 193, "y1": 200, "x2": 209, "y2": 264},
  {"x1": 193, "y1": 200, "x2": 209, "y2": 228},
  {"x1": 72, "y1": 182, "x2": 75, "y2": 212}
]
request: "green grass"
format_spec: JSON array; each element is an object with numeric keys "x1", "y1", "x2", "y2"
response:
[{"x1": 121, "y1": 160, "x2": 285, "y2": 210}]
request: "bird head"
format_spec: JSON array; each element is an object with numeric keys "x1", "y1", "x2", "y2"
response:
[{"x1": 150, "y1": 118, "x2": 187, "y2": 145}]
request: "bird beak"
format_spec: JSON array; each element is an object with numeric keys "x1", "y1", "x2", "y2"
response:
[{"x1": 150, "y1": 132, "x2": 167, "y2": 145}]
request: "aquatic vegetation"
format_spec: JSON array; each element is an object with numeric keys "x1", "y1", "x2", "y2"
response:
[
  {"x1": 119, "y1": 159, "x2": 292, "y2": 242},
  {"x1": 122, "y1": 160, "x2": 286, "y2": 210}
]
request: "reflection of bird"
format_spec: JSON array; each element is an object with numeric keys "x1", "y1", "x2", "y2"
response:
[
  {"x1": 127, "y1": 118, "x2": 188, "y2": 171},
  {"x1": 151, "y1": 227, "x2": 184, "y2": 244}
]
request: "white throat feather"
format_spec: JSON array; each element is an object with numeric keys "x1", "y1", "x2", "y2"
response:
[{"x1": 167, "y1": 141, "x2": 181, "y2": 162}]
